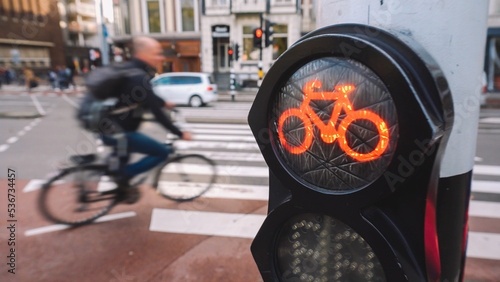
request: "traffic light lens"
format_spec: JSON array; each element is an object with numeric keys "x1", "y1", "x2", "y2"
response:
[
  {"x1": 277, "y1": 213, "x2": 386, "y2": 282},
  {"x1": 270, "y1": 57, "x2": 398, "y2": 192},
  {"x1": 256, "y1": 29, "x2": 263, "y2": 38}
]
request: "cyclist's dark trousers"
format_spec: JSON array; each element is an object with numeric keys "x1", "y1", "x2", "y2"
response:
[{"x1": 102, "y1": 132, "x2": 171, "y2": 179}]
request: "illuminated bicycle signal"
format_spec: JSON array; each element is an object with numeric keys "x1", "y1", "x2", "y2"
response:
[{"x1": 278, "y1": 80, "x2": 390, "y2": 162}]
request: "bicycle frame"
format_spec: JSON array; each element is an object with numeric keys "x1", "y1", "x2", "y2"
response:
[{"x1": 278, "y1": 80, "x2": 390, "y2": 161}]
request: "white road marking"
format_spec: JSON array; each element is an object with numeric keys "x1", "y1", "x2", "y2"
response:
[
  {"x1": 184, "y1": 123, "x2": 251, "y2": 130},
  {"x1": 149, "y1": 209, "x2": 265, "y2": 239},
  {"x1": 0, "y1": 144, "x2": 9, "y2": 152},
  {"x1": 480, "y1": 117, "x2": 500, "y2": 124},
  {"x1": 62, "y1": 94, "x2": 79, "y2": 108},
  {"x1": 23, "y1": 179, "x2": 47, "y2": 192},
  {"x1": 192, "y1": 134, "x2": 255, "y2": 142},
  {"x1": 188, "y1": 128, "x2": 252, "y2": 135},
  {"x1": 156, "y1": 182, "x2": 268, "y2": 201},
  {"x1": 469, "y1": 201, "x2": 500, "y2": 219},
  {"x1": 174, "y1": 140, "x2": 259, "y2": 151},
  {"x1": 162, "y1": 163, "x2": 268, "y2": 178},
  {"x1": 181, "y1": 150, "x2": 265, "y2": 162},
  {"x1": 473, "y1": 165, "x2": 500, "y2": 176},
  {"x1": 6, "y1": 137, "x2": 18, "y2": 144},
  {"x1": 467, "y1": 231, "x2": 500, "y2": 260},
  {"x1": 24, "y1": 212, "x2": 137, "y2": 236},
  {"x1": 30, "y1": 94, "x2": 46, "y2": 116},
  {"x1": 471, "y1": 180, "x2": 500, "y2": 194}
]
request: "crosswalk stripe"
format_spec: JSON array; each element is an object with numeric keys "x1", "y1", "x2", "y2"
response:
[
  {"x1": 183, "y1": 123, "x2": 251, "y2": 130},
  {"x1": 472, "y1": 180, "x2": 500, "y2": 194},
  {"x1": 479, "y1": 117, "x2": 500, "y2": 124},
  {"x1": 162, "y1": 163, "x2": 268, "y2": 178},
  {"x1": 174, "y1": 140, "x2": 259, "y2": 151},
  {"x1": 181, "y1": 150, "x2": 265, "y2": 162},
  {"x1": 157, "y1": 181, "x2": 268, "y2": 201},
  {"x1": 188, "y1": 128, "x2": 253, "y2": 135},
  {"x1": 469, "y1": 201, "x2": 500, "y2": 219},
  {"x1": 466, "y1": 231, "x2": 500, "y2": 260},
  {"x1": 474, "y1": 165, "x2": 500, "y2": 176},
  {"x1": 192, "y1": 134, "x2": 256, "y2": 142},
  {"x1": 149, "y1": 208, "x2": 265, "y2": 239}
]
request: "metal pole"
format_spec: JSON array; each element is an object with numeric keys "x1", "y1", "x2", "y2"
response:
[
  {"x1": 317, "y1": 1, "x2": 489, "y2": 280},
  {"x1": 98, "y1": 0, "x2": 110, "y2": 65}
]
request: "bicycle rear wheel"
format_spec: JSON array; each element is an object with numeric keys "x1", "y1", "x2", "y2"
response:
[
  {"x1": 153, "y1": 154, "x2": 217, "y2": 201},
  {"x1": 39, "y1": 164, "x2": 119, "y2": 226}
]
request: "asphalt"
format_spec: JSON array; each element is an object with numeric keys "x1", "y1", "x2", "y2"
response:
[{"x1": 0, "y1": 83, "x2": 258, "y2": 121}]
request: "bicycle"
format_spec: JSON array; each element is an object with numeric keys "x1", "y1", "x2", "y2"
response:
[
  {"x1": 278, "y1": 79, "x2": 390, "y2": 162},
  {"x1": 39, "y1": 111, "x2": 217, "y2": 226}
]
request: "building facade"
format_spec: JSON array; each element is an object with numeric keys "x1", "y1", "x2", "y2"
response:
[
  {"x1": 111, "y1": 0, "x2": 202, "y2": 73},
  {"x1": 0, "y1": 0, "x2": 65, "y2": 74},
  {"x1": 201, "y1": 0, "x2": 314, "y2": 85},
  {"x1": 58, "y1": 0, "x2": 102, "y2": 73}
]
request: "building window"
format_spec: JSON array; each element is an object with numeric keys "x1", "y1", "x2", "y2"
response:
[
  {"x1": 114, "y1": 0, "x2": 131, "y2": 35},
  {"x1": 272, "y1": 24, "x2": 288, "y2": 60},
  {"x1": 176, "y1": 0, "x2": 198, "y2": 32},
  {"x1": 242, "y1": 25, "x2": 259, "y2": 61},
  {"x1": 147, "y1": 0, "x2": 161, "y2": 33},
  {"x1": 181, "y1": 0, "x2": 194, "y2": 31}
]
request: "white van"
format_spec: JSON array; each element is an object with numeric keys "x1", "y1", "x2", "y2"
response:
[{"x1": 151, "y1": 72, "x2": 218, "y2": 107}]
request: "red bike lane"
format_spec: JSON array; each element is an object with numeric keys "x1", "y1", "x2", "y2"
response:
[{"x1": 0, "y1": 179, "x2": 265, "y2": 281}]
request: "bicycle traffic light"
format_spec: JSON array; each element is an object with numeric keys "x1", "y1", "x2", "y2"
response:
[
  {"x1": 264, "y1": 20, "x2": 276, "y2": 48},
  {"x1": 248, "y1": 24, "x2": 454, "y2": 281},
  {"x1": 253, "y1": 28, "x2": 263, "y2": 48}
]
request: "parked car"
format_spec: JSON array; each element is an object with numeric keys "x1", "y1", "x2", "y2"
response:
[{"x1": 151, "y1": 72, "x2": 217, "y2": 107}]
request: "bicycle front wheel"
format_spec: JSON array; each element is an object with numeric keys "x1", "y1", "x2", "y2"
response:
[
  {"x1": 153, "y1": 154, "x2": 217, "y2": 201},
  {"x1": 39, "y1": 164, "x2": 118, "y2": 226}
]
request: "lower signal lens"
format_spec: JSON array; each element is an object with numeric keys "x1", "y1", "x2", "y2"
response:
[{"x1": 277, "y1": 213, "x2": 386, "y2": 282}]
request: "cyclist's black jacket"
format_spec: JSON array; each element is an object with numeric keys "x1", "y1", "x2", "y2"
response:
[{"x1": 111, "y1": 58, "x2": 183, "y2": 137}]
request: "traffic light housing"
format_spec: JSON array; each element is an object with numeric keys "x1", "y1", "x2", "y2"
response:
[
  {"x1": 228, "y1": 46, "x2": 233, "y2": 61},
  {"x1": 253, "y1": 28, "x2": 263, "y2": 48},
  {"x1": 248, "y1": 24, "x2": 454, "y2": 281},
  {"x1": 265, "y1": 20, "x2": 276, "y2": 48},
  {"x1": 234, "y1": 43, "x2": 240, "y2": 61}
]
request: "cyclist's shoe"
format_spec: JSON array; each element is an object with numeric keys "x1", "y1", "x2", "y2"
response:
[
  {"x1": 117, "y1": 185, "x2": 141, "y2": 204},
  {"x1": 124, "y1": 187, "x2": 141, "y2": 204}
]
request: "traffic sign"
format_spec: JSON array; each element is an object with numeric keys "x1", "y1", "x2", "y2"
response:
[{"x1": 248, "y1": 24, "x2": 455, "y2": 281}]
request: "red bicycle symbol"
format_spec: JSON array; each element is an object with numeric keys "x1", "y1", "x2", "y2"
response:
[{"x1": 278, "y1": 80, "x2": 390, "y2": 161}]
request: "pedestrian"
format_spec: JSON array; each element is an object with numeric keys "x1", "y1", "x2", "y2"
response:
[
  {"x1": 48, "y1": 69, "x2": 58, "y2": 89},
  {"x1": 5, "y1": 68, "x2": 14, "y2": 85},
  {"x1": 0, "y1": 67, "x2": 5, "y2": 89},
  {"x1": 57, "y1": 66, "x2": 68, "y2": 90},
  {"x1": 65, "y1": 66, "x2": 76, "y2": 90},
  {"x1": 23, "y1": 67, "x2": 37, "y2": 92}
]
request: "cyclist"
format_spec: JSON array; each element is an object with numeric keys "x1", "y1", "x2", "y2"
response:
[{"x1": 101, "y1": 36, "x2": 192, "y2": 203}]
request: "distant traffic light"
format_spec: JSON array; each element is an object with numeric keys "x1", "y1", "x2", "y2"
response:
[
  {"x1": 253, "y1": 28, "x2": 263, "y2": 48},
  {"x1": 234, "y1": 43, "x2": 240, "y2": 61},
  {"x1": 228, "y1": 46, "x2": 233, "y2": 61},
  {"x1": 249, "y1": 24, "x2": 455, "y2": 281},
  {"x1": 264, "y1": 20, "x2": 276, "y2": 48}
]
